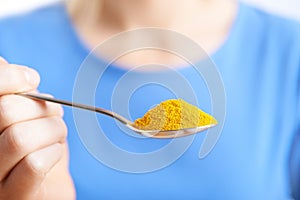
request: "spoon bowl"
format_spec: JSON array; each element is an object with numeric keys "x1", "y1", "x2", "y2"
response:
[
  {"x1": 17, "y1": 93, "x2": 216, "y2": 138},
  {"x1": 130, "y1": 124, "x2": 216, "y2": 138}
]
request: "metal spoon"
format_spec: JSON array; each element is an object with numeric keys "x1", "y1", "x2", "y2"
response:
[{"x1": 17, "y1": 93, "x2": 216, "y2": 138}]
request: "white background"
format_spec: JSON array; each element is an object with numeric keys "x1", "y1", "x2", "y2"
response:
[{"x1": 0, "y1": 0, "x2": 300, "y2": 20}]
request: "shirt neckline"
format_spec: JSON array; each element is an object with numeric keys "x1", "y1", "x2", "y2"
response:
[{"x1": 61, "y1": 1, "x2": 245, "y2": 74}]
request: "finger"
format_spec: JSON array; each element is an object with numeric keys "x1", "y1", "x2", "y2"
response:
[
  {"x1": 0, "y1": 56, "x2": 8, "y2": 65},
  {"x1": 2, "y1": 143, "x2": 63, "y2": 200},
  {"x1": 40, "y1": 143, "x2": 76, "y2": 199},
  {"x1": 0, "y1": 64, "x2": 40, "y2": 95},
  {"x1": 0, "y1": 94, "x2": 64, "y2": 133},
  {"x1": 0, "y1": 117, "x2": 67, "y2": 182}
]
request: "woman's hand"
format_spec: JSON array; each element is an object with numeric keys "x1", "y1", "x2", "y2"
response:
[{"x1": 0, "y1": 57, "x2": 75, "y2": 200}]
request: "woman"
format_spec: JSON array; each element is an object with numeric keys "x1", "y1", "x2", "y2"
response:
[{"x1": 0, "y1": 0, "x2": 299, "y2": 199}]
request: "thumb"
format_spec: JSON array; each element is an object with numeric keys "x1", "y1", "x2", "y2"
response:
[
  {"x1": 0, "y1": 56, "x2": 8, "y2": 65},
  {"x1": 2, "y1": 143, "x2": 63, "y2": 199}
]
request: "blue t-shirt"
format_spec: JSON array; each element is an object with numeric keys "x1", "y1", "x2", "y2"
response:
[{"x1": 0, "y1": 2, "x2": 299, "y2": 200}]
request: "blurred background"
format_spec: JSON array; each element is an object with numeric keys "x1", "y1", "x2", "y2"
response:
[{"x1": 0, "y1": 0, "x2": 300, "y2": 20}]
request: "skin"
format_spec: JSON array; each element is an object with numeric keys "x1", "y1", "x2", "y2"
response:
[
  {"x1": 0, "y1": 0, "x2": 237, "y2": 198},
  {"x1": 67, "y1": 0, "x2": 237, "y2": 69},
  {"x1": 0, "y1": 57, "x2": 75, "y2": 200}
]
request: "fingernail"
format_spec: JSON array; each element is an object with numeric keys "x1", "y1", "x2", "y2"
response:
[
  {"x1": 0, "y1": 56, "x2": 8, "y2": 64},
  {"x1": 24, "y1": 68, "x2": 40, "y2": 86},
  {"x1": 58, "y1": 106, "x2": 64, "y2": 116}
]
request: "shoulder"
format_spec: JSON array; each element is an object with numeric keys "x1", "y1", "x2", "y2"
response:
[
  {"x1": 239, "y1": 3, "x2": 300, "y2": 44},
  {"x1": 0, "y1": 3, "x2": 70, "y2": 60},
  {"x1": 224, "y1": 3, "x2": 300, "y2": 87},
  {"x1": 0, "y1": 3, "x2": 66, "y2": 31},
  {"x1": 0, "y1": 3, "x2": 68, "y2": 45},
  {"x1": 233, "y1": 2, "x2": 300, "y2": 71}
]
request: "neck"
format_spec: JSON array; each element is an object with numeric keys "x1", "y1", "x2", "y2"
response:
[
  {"x1": 67, "y1": 0, "x2": 237, "y2": 70},
  {"x1": 68, "y1": 0, "x2": 226, "y2": 30}
]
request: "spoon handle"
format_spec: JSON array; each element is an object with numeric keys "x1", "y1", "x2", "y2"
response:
[{"x1": 16, "y1": 93, "x2": 132, "y2": 125}]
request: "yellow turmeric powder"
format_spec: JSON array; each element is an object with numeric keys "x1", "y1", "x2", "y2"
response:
[{"x1": 133, "y1": 99, "x2": 217, "y2": 131}]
